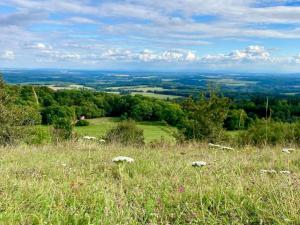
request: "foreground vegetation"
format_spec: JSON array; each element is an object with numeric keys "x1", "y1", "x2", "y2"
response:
[{"x1": 0, "y1": 143, "x2": 299, "y2": 224}]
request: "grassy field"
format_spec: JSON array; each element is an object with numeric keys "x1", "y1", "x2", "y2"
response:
[
  {"x1": 130, "y1": 92, "x2": 181, "y2": 99},
  {"x1": 76, "y1": 118, "x2": 176, "y2": 142},
  {"x1": 41, "y1": 118, "x2": 177, "y2": 143},
  {"x1": 0, "y1": 143, "x2": 299, "y2": 224}
]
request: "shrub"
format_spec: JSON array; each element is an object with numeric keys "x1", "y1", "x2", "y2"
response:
[
  {"x1": 239, "y1": 119, "x2": 300, "y2": 146},
  {"x1": 52, "y1": 118, "x2": 73, "y2": 141},
  {"x1": 104, "y1": 120, "x2": 144, "y2": 146},
  {"x1": 75, "y1": 120, "x2": 90, "y2": 127}
]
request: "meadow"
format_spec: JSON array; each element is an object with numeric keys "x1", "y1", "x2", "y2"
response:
[
  {"x1": 0, "y1": 142, "x2": 299, "y2": 224},
  {"x1": 40, "y1": 117, "x2": 177, "y2": 143}
]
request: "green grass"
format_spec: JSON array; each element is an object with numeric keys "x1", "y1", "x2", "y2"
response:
[
  {"x1": 75, "y1": 118, "x2": 176, "y2": 142},
  {"x1": 0, "y1": 143, "x2": 299, "y2": 224},
  {"x1": 39, "y1": 118, "x2": 177, "y2": 143}
]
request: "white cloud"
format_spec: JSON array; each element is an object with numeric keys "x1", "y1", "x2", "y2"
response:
[
  {"x1": 201, "y1": 46, "x2": 270, "y2": 64},
  {"x1": 0, "y1": 50, "x2": 15, "y2": 60},
  {"x1": 290, "y1": 54, "x2": 300, "y2": 64},
  {"x1": 25, "y1": 42, "x2": 53, "y2": 51},
  {"x1": 67, "y1": 17, "x2": 97, "y2": 24}
]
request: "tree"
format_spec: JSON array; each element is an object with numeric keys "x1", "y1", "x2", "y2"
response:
[
  {"x1": 41, "y1": 105, "x2": 75, "y2": 124},
  {"x1": 224, "y1": 109, "x2": 248, "y2": 130},
  {"x1": 179, "y1": 91, "x2": 229, "y2": 142},
  {"x1": 130, "y1": 101, "x2": 153, "y2": 121},
  {"x1": 0, "y1": 76, "x2": 41, "y2": 145}
]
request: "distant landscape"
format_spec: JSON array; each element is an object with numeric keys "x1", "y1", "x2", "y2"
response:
[{"x1": 3, "y1": 69, "x2": 300, "y2": 98}]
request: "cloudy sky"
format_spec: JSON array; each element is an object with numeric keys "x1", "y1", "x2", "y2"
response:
[{"x1": 1, "y1": 0, "x2": 300, "y2": 72}]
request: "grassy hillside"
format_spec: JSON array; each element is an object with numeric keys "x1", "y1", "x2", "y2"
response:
[
  {"x1": 0, "y1": 143, "x2": 299, "y2": 224},
  {"x1": 40, "y1": 117, "x2": 177, "y2": 143}
]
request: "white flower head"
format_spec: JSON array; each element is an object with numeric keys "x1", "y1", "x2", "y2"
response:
[
  {"x1": 112, "y1": 156, "x2": 134, "y2": 163},
  {"x1": 192, "y1": 161, "x2": 207, "y2": 167}
]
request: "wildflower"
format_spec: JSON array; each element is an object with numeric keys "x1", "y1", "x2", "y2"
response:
[
  {"x1": 208, "y1": 143, "x2": 234, "y2": 150},
  {"x1": 260, "y1": 169, "x2": 277, "y2": 174},
  {"x1": 279, "y1": 170, "x2": 291, "y2": 175},
  {"x1": 112, "y1": 156, "x2": 134, "y2": 163},
  {"x1": 192, "y1": 161, "x2": 207, "y2": 167},
  {"x1": 178, "y1": 186, "x2": 185, "y2": 193},
  {"x1": 83, "y1": 136, "x2": 97, "y2": 140},
  {"x1": 282, "y1": 148, "x2": 295, "y2": 154}
]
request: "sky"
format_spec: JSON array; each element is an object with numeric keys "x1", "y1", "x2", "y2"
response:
[{"x1": 1, "y1": 0, "x2": 300, "y2": 72}]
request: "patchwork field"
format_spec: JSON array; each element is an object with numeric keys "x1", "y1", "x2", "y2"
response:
[{"x1": 0, "y1": 143, "x2": 299, "y2": 224}]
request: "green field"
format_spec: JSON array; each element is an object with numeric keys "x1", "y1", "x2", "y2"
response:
[
  {"x1": 0, "y1": 143, "x2": 299, "y2": 224},
  {"x1": 104, "y1": 85, "x2": 182, "y2": 99},
  {"x1": 76, "y1": 118, "x2": 176, "y2": 142},
  {"x1": 130, "y1": 92, "x2": 181, "y2": 99},
  {"x1": 41, "y1": 118, "x2": 177, "y2": 143}
]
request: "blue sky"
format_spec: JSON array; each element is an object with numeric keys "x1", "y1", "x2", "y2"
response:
[{"x1": 1, "y1": 0, "x2": 300, "y2": 72}]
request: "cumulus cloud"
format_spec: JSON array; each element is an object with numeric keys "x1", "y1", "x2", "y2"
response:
[
  {"x1": 24, "y1": 43, "x2": 53, "y2": 51},
  {"x1": 0, "y1": 50, "x2": 15, "y2": 60},
  {"x1": 290, "y1": 54, "x2": 300, "y2": 64},
  {"x1": 2, "y1": 0, "x2": 300, "y2": 70},
  {"x1": 100, "y1": 48, "x2": 199, "y2": 62},
  {"x1": 201, "y1": 46, "x2": 271, "y2": 64}
]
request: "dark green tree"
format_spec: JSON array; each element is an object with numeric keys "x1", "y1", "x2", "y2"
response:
[
  {"x1": 179, "y1": 91, "x2": 229, "y2": 142},
  {"x1": 0, "y1": 76, "x2": 41, "y2": 145}
]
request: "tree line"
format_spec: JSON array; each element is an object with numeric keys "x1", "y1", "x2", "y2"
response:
[{"x1": 1, "y1": 75, "x2": 300, "y2": 146}]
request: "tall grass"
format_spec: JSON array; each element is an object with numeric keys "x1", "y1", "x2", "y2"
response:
[{"x1": 0, "y1": 142, "x2": 299, "y2": 224}]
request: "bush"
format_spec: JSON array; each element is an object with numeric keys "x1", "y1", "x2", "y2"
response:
[
  {"x1": 239, "y1": 119, "x2": 300, "y2": 146},
  {"x1": 52, "y1": 118, "x2": 73, "y2": 141},
  {"x1": 104, "y1": 120, "x2": 144, "y2": 146},
  {"x1": 75, "y1": 120, "x2": 90, "y2": 127},
  {"x1": 25, "y1": 126, "x2": 51, "y2": 145}
]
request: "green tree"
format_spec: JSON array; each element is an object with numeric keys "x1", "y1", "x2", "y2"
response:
[
  {"x1": 41, "y1": 105, "x2": 75, "y2": 124},
  {"x1": 130, "y1": 101, "x2": 153, "y2": 121},
  {"x1": 224, "y1": 109, "x2": 248, "y2": 130},
  {"x1": 179, "y1": 91, "x2": 229, "y2": 142},
  {"x1": 0, "y1": 76, "x2": 41, "y2": 145}
]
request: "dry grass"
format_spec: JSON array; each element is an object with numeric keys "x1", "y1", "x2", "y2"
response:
[{"x1": 0, "y1": 142, "x2": 299, "y2": 224}]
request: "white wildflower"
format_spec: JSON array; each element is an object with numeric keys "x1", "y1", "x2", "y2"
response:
[
  {"x1": 282, "y1": 148, "x2": 295, "y2": 154},
  {"x1": 260, "y1": 169, "x2": 277, "y2": 174},
  {"x1": 83, "y1": 136, "x2": 97, "y2": 140},
  {"x1": 192, "y1": 161, "x2": 207, "y2": 167},
  {"x1": 208, "y1": 143, "x2": 234, "y2": 150},
  {"x1": 112, "y1": 156, "x2": 134, "y2": 163},
  {"x1": 280, "y1": 170, "x2": 291, "y2": 175}
]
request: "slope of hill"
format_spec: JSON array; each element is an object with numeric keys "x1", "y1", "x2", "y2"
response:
[{"x1": 0, "y1": 143, "x2": 299, "y2": 224}]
